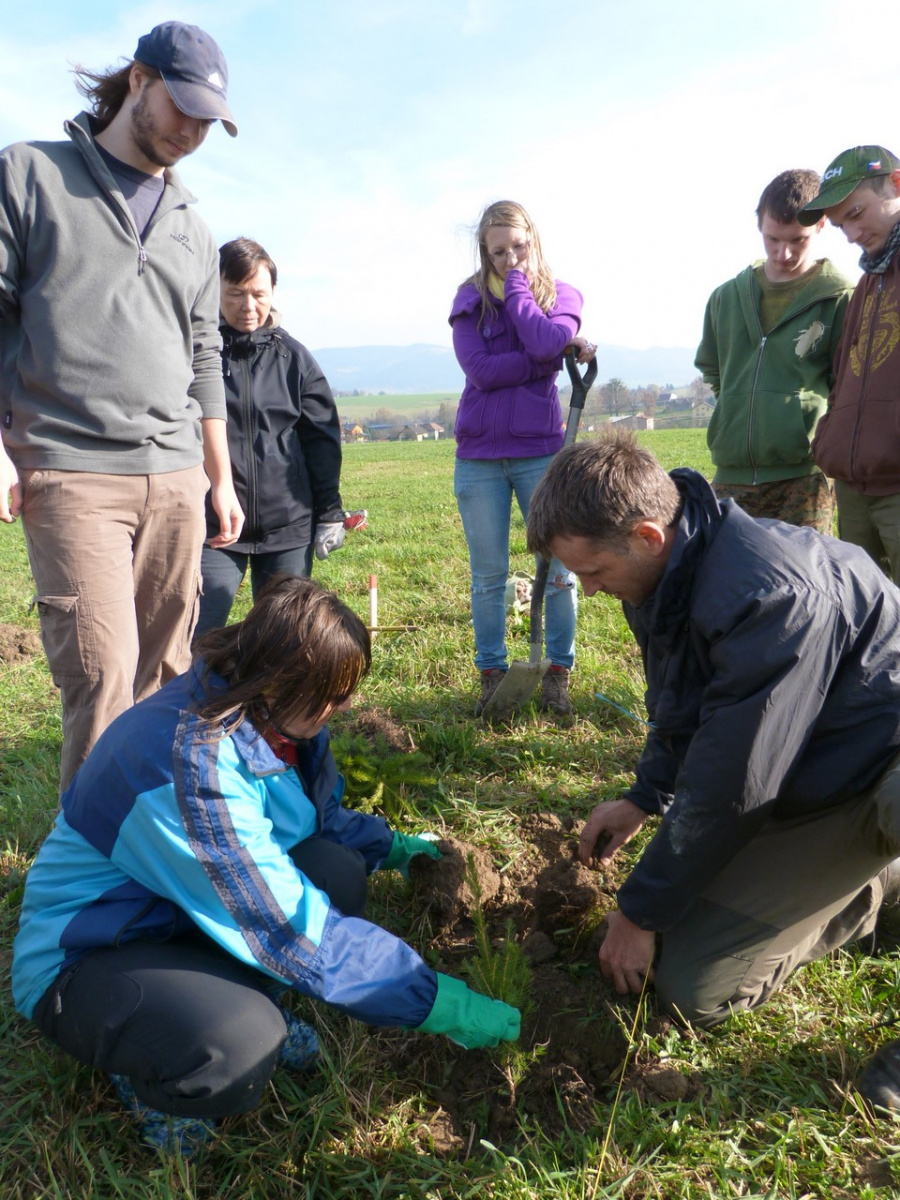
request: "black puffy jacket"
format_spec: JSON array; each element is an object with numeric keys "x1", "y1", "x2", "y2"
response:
[
  {"x1": 205, "y1": 320, "x2": 343, "y2": 552},
  {"x1": 618, "y1": 469, "x2": 900, "y2": 932}
]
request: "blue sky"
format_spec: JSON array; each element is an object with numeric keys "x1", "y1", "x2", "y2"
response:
[{"x1": 1, "y1": 1, "x2": 896, "y2": 359}]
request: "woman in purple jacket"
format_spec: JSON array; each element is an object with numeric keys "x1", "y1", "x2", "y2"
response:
[{"x1": 450, "y1": 201, "x2": 595, "y2": 716}]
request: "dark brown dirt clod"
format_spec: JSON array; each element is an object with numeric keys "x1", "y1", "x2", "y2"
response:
[
  {"x1": 339, "y1": 706, "x2": 417, "y2": 752},
  {"x1": 408, "y1": 836, "x2": 500, "y2": 927},
  {"x1": 0, "y1": 624, "x2": 41, "y2": 665}
]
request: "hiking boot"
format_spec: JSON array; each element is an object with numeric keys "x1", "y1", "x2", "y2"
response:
[
  {"x1": 859, "y1": 1039, "x2": 900, "y2": 1112},
  {"x1": 474, "y1": 668, "x2": 507, "y2": 717},
  {"x1": 110, "y1": 1074, "x2": 217, "y2": 1157},
  {"x1": 539, "y1": 666, "x2": 571, "y2": 715},
  {"x1": 278, "y1": 1010, "x2": 319, "y2": 1072},
  {"x1": 873, "y1": 859, "x2": 900, "y2": 951}
]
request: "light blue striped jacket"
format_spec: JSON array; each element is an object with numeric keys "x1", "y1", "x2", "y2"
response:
[{"x1": 12, "y1": 662, "x2": 437, "y2": 1026}]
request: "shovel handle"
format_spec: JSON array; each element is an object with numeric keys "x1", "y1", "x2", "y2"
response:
[
  {"x1": 529, "y1": 554, "x2": 550, "y2": 659},
  {"x1": 564, "y1": 347, "x2": 598, "y2": 411}
]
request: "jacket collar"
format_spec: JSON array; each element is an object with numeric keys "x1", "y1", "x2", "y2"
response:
[
  {"x1": 187, "y1": 659, "x2": 288, "y2": 776},
  {"x1": 626, "y1": 469, "x2": 724, "y2": 640},
  {"x1": 220, "y1": 321, "x2": 282, "y2": 357},
  {"x1": 66, "y1": 111, "x2": 197, "y2": 202}
]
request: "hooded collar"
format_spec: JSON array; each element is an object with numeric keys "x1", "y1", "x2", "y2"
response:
[{"x1": 220, "y1": 308, "x2": 282, "y2": 356}]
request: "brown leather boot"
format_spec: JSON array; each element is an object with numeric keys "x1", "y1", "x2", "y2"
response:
[
  {"x1": 539, "y1": 666, "x2": 571, "y2": 715},
  {"x1": 474, "y1": 669, "x2": 507, "y2": 717}
]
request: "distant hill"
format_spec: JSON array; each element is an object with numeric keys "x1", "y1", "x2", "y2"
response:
[
  {"x1": 312, "y1": 344, "x2": 464, "y2": 395},
  {"x1": 312, "y1": 343, "x2": 699, "y2": 393}
]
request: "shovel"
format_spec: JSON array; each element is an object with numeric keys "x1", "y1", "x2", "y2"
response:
[{"x1": 481, "y1": 348, "x2": 598, "y2": 720}]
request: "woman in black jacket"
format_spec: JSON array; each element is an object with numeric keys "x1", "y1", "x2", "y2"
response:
[{"x1": 196, "y1": 238, "x2": 345, "y2": 637}]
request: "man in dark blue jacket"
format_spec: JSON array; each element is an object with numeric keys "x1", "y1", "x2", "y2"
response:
[{"x1": 527, "y1": 432, "x2": 900, "y2": 1102}]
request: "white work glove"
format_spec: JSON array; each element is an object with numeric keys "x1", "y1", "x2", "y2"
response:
[{"x1": 314, "y1": 521, "x2": 346, "y2": 560}]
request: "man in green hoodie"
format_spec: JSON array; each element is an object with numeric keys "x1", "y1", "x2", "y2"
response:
[
  {"x1": 0, "y1": 22, "x2": 244, "y2": 790},
  {"x1": 696, "y1": 169, "x2": 855, "y2": 533}
]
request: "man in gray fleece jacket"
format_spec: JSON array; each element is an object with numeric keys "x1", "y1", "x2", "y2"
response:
[{"x1": 0, "y1": 22, "x2": 244, "y2": 790}]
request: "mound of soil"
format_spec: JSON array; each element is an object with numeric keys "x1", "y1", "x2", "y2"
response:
[
  {"x1": 409, "y1": 835, "x2": 500, "y2": 928},
  {"x1": 397, "y1": 815, "x2": 674, "y2": 1146},
  {"x1": 0, "y1": 624, "x2": 41, "y2": 665},
  {"x1": 339, "y1": 706, "x2": 417, "y2": 752}
]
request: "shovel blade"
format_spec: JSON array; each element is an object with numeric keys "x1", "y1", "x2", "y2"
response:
[{"x1": 480, "y1": 657, "x2": 550, "y2": 720}]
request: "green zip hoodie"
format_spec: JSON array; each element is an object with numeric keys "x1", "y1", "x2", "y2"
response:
[
  {"x1": 0, "y1": 112, "x2": 225, "y2": 474},
  {"x1": 696, "y1": 259, "x2": 854, "y2": 485}
]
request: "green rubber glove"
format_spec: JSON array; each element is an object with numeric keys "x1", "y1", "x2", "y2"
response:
[
  {"x1": 415, "y1": 973, "x2": 521, "y2": 1048},
  {"x1": 383, "y1": 831, "x2": 442, "y2": 876}
]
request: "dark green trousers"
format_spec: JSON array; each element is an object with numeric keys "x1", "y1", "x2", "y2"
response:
[{"x1": 655, "y1": 760, "x2": 900, "y2": 1028}]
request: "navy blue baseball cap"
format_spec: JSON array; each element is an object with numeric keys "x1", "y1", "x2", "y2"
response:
[{"x1": 134, "y1": 22, "x2": 237, "y2": 137}]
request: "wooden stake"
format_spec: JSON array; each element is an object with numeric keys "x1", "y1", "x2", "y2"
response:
[{"x1": 369, "y1": 574, "x2": 378, "y2": 639}]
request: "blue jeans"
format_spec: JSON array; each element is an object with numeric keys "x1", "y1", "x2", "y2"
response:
[
  {"x1": 454, "y1": 456, "x2": 577, "y2": 671},
  {"x1": 196, "y1": 544, "x2": 313, "y2": 639}
]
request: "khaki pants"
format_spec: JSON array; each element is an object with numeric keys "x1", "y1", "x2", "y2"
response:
[
  {"x1": 21, "y1": 466, "x2": 208, "y2": 791},
  {"x1": 656, "y1": 758, "x2": 900, "y2": 1028}
]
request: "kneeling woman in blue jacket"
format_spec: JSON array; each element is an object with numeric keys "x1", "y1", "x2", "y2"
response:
[{"x1": 12, "y1": 577, "x2": 519, "y2": 1155}]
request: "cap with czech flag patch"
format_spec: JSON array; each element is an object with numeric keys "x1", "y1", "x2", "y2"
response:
[{"x1": 798, "y1": 145, "x2": 900, "y2": 225}]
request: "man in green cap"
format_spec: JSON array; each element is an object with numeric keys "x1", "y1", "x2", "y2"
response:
[
  {"x1": 696, "y1": 169, "x2": 854, "y2": 533},
  {"x1": 799, "y1": 146, "x2": 900, "y2": 578}
]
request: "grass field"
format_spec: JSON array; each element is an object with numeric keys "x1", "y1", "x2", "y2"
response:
[
  {"x1": 2, "y1": 429, "x2": 900, "y2": 1198},
  {"x1": 334, "y1": 393, "x2": 454, "y2": 423}
]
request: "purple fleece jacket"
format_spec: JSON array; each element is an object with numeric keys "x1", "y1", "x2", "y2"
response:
[{"x1": 449, "y1": 270, "x2": 582, "y2": 460}]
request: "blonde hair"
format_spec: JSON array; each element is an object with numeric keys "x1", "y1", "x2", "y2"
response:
[{"x1": 465, "y1": 200, "x2": 557, "y2": 327}]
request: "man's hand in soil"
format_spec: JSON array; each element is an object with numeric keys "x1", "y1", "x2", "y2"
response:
[
  {"x1": 415, "y1": 973, "x2": 521, "y2": 1048},
  {"x1": 598, "y1": 909, "x2": 656, "y2": 995},
  {"x1": 578, "y1": 798, "x2": 646, "y2": 866}
]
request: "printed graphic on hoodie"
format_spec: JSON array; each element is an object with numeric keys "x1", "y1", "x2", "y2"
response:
[
  {"x1": 794, "y1": 321, "x2": 825, "y2": 358},
  {"x1": 850, "y1": 281, "x2": 900, "y2": 376}
]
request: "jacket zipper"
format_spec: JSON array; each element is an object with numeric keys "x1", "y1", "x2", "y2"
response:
[
  {"x1": 746, "y1": 333, "x2": 767, "y2": 485},
  {"x1": 241, "y1": 354, "x2": 260, "y2": 539},
  {"x1": 744, "y1": 282, "x2": 841, "y2": 485},
  {"x1": 849, "y1": 275, "x2": 885, "y2": 482}
]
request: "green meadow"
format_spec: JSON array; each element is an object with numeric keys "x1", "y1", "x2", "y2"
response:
[
  {"x1": 334, "y1": 393, "x2": 454, "y2": 423},
  {"x1": 2, "y1": 429, "x2": 899, "y2": 1198}
]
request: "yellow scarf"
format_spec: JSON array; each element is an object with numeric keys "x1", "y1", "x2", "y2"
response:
[{"x1": 487, "y1": 272, "x2": 506, "y2": 301}]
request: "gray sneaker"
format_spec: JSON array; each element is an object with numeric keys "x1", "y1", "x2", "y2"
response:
[
  {"x1": 474, "y1": 669, "x2": 507, "y2": 717},
  {"x1": 539, "y1": 666, "x2": 571, "y2": 715}
]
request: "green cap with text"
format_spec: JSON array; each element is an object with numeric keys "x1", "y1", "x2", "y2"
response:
[{"x1": 798, "y1": 145, "x2": 900, "y2": 225}]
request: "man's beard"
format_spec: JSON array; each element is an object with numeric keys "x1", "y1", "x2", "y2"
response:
[{"x1": 129, "y1": 90, "x2": 182, "y2": 170}]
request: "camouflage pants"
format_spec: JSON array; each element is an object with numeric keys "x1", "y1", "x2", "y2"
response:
[{"x1": 712, "y1": 472, "x2": 835, "y2": 535}]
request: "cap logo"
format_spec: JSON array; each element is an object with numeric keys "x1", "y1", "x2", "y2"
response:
[
  {"x1": 868, "y1": 160, "x2": 883, "y2": 172},
  {"x1": 208, "y1": 71, "x2": 223, "y2": 88},
  {"x1": 823, "y1": 166, "x2": 843, "y2": 181}
]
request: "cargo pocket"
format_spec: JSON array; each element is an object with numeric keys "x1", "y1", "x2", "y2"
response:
[{"x1": 33, "y1": 593, "x2": 91, "y2": 683}]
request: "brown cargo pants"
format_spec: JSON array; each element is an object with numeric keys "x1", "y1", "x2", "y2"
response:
[{"x1": 20, "y1": 465, "x2": 208, "y2": 791}]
